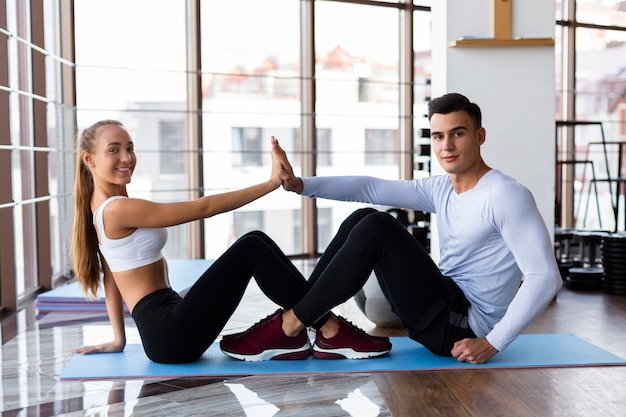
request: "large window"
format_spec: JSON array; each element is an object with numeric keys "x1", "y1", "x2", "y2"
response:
[
  {"x1": 556, "y1": 0, "x2": 626, "y2": 231},
  {"x1": 3, "y1": 1, "x2": 625, "y2": 312},
  {"x1": 200, "y1": 0, "x2": 303, "y2": 257},
  {"x1": 73, "y1": 0, "x2": 190, "y2": 262},
  {"x1": 72, "y1": 0, "x2": 434, "y2": 261},
  {"x1": 0, "y1": 0, "x2": 72, "y2": 312},
  {"x1": 198, "y1": 1, "x2": 432, "y2": 257}
]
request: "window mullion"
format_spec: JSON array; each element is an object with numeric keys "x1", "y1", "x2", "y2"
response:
[{"x1": 300, "y1": 0, "x2": 318, "y2": 257}]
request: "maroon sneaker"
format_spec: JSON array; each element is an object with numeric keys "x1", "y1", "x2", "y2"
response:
[
  {"x1": 220, "y1": 309, "x2": 311, "y2": 361},
  {"x1": 312, "y1": 316, "x2": 392, "y2": 359}
]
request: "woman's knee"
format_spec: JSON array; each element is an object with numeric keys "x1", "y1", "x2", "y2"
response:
[
  {"x1": 229, "y1": 231, "x2": 270, "y2": 255},
  {"x1": 236, "y1": 230, "x2": 277, "y2": 249},
  {"x1": 240, "y1": 230, "x2": 269, "y2": 240}
]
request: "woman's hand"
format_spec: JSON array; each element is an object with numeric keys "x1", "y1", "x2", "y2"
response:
[
  {"x1": 71, "y1": 340, "x2": 125, "y2": 355},
  {"x1": 270, "y1": 136, "x2": 285, "y2": 188}
]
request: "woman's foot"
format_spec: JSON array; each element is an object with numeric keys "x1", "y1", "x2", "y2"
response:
[{"x1": 220, "y1": 309, "x2": 311, "y2": 361}]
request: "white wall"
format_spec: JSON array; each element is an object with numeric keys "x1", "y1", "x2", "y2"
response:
[{"x1": 430, "y1": 0, "x2": 556, "y2": 257}]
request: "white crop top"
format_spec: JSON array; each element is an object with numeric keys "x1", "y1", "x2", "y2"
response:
[{"x1": 93, "y1": 196, "x2": 167, "y2": 272}]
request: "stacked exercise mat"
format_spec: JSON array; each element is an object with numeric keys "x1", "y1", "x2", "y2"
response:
[{"x1": 36, "y1": 259, "x2": 214, "y2": 314}]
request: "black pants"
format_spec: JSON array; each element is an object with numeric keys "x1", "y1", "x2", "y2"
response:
[
  {"x1": 132, "y1": 230, "x2": 320, "y2": 363},
  {"x1": 294, "y1": 208, "x2": 475, "y2": 356},
  {"x1": 133, "y1": 209, "x2": 474, "y2": 364}
]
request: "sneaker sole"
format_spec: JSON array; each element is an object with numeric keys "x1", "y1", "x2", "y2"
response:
[
  {"x1": 222, "y1": 344, "x2": 312, "y2": 362},
  {"x1": 312, "y1": 346, "x2": 391, "y2": 359}
]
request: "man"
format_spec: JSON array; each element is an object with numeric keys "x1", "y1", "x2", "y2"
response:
[{"x1": 273, "y1": 92, "x2": 562, "y2": 363}]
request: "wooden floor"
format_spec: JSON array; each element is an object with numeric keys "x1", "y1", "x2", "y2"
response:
[
  {"x1": 1, "y1": 266, "x2": 626, "y2": 416},
  {"x1": 370, "y1": 288, "x2": 626, "y2": 417}
]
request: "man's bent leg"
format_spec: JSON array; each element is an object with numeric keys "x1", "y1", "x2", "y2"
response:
[
  {"x1": 293, "y1": 211, "x2": 439, "y2": 325},
  {"x1": 294, "y1": 211, "x2": 472, "y2": 356},
  {"x1": 307, "y1": 208, "x2": 378, "y2": 287}
]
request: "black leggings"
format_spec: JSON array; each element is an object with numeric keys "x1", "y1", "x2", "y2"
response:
[
  {"x1": 132, "y1": 230, "x2": 321, "y2": 364},
  {"x1": 133, "y1": 209, "x2": 474, "y2": 363},
  {"x1": 293, "y1": 208, "x2": 475, "y2": 356}
]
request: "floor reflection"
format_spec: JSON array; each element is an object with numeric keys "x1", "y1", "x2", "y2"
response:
[
  {"x1": 225, "y1": 375, "x2": 389, "y2": 417},
  {"x1": 0, "y1": 261, "x2": 396, "y2": 416}
]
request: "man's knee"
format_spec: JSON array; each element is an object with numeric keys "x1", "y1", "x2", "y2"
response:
[
  {"x1": 349, "y1": 211, "x2": 401, "y2": 241},
  {"x1": 359, "y1": 211, "x2": 400, "y2": 230},
  {"x1": 349, "y1": 207, "x2": 378, "y2": 221},
  {"x1": 338, "y1": 208, "x2": 379, "y2": 233}
]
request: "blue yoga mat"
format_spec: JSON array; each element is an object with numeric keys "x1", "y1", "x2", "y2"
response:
[{"x1": 60, "y1": 334, "x2": 626, "y2": 380}]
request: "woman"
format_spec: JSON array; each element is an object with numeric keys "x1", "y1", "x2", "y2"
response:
[{"x1": 71, "y1": 120, "x2": 390, "y2": 364}]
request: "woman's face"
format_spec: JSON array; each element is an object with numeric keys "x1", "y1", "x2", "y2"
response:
[{"x1": 84, "y1": 124, "x2": 136, "y2": 187}]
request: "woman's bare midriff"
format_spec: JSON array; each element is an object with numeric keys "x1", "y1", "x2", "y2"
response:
[{"x1": 113, "y1": 258, "x2": 171, "y2": 313}]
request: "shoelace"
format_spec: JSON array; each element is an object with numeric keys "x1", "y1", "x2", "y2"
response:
[
  {"x1": 247, "y1": 310, "x2": 281, "y2": 336},
  {"x1": 337, "y1": 316, "x2": 372, "y2": 339}
]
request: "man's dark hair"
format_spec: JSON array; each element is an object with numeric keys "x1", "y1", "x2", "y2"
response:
[{"x1": 427, "y1": 93, "x2": 482, "y2": 128}]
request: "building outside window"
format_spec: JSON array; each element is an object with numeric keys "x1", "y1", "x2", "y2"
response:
[
  {"x1": 365, "y1": 129, "x2": 398, "y2": 166},
  {"x1": 159, "y1": 120, "x2": 186, "y2": 175},
  {"x1": 232, "y1": 127, "x2": 263, "y2": 168}
]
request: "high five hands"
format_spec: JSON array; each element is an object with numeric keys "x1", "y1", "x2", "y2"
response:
[{"x1": 271, "y1": 136, "x2": 304, "y2": 194}]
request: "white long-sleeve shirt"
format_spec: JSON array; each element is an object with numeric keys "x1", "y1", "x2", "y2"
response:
[{"x1": 301, "y1": 170, "x2": 562, "y2": 352}]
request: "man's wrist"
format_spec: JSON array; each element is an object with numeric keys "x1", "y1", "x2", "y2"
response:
[{"x1": 484, "y1": 336, "x2": 499, "y2": 353}]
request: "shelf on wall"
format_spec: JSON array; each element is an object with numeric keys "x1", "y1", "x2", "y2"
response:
[
  {"x1": 449, "y1": 1, "x2": 554, "y2": 48},
  {"x1": 449, "y1": 37, "x2": 555, "y2": 48}
]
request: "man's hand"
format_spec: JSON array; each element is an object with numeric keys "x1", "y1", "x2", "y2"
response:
[
  {"x1": 451, "y1": 337, "x2": 498, "y2": 364},
  {"x1": 273, "y1": 138, "x2": 304, "y2": 193}
]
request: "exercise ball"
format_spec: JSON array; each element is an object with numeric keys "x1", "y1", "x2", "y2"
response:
[{"x1": 354, "y1": 271, "x2": 404, "y2": 328}]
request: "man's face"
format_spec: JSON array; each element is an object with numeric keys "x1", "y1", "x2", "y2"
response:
[{"x1": 430, "y1": 110, "x2": 486, "y2": 176}]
